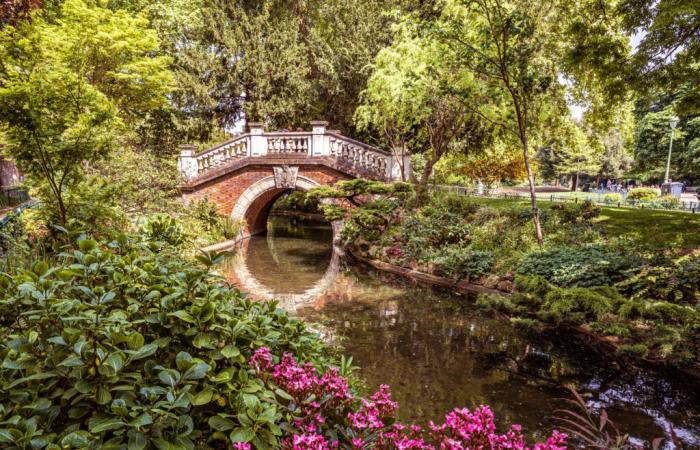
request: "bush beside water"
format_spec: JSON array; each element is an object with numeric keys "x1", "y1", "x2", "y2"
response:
[{"x1": 311, "y1": 183, "x2": 700, "y2": 372}]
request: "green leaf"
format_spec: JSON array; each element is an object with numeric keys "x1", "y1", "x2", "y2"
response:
[
  {"x1": 274, "y1": 388, "x2": 293, "y2": 402},
  {"x1": 230, "y1": 427, "x2": 255, "y2": 443},
  {"x1": 32, "y1": 260, "x2": 48, "y2": 276},
  {"x1": 128, "y1": 343, "x2": 158, "y2": 361},
  {"x1": 208, "y1": 416, "x2": 234, "y2": 431},
  {"x1": 127, "y1": 431, "x2": 146, "y2": 450},
  {"x1": 127, "y1": 332, "x2": 145, "y2": 351},
  {"x1": 221, "y1": 345, "x2": 240, "y2": 358},
  {"x1": 210, "y1": 368, "x2": 235, "y2": 383},
  {"x1": 78, "y1": 239, "x2": 98, "y2": 252},
  {"x1": 129, "y1": 413, "x2": 153, "y2": 428},
  {"x1": 96, "y1": 386, "x2": 112, "y2": 405},
  {"x1": 183, "y1": 362, "x2": 209, "y2": 380},
  {"x1": 6, "y1": 372, "x2": 57, "y2": 389},
  {"x1": 193, "y1": 332, "x2": 213, "y2": 349},
  {"x1": 158, "y1": 369, "x2": 180, "y2": 387},
  {"x1": 191, "y1": 388, "x2": 214, "y2": 406},
  {"x1": 61, "y1": 431, "x2": 91, "y2": 447},
  {"x1": 176, "y1": 352, "x2": 193, "y2": 371},
  {"x1": 88, "y1": 417, "x2": 125, "y2": 433},
  {"x1": 58, "y1": 354, "x2": 84, "y2": 368},
  {"x1": 0, "y1": 429, "x2": 16, "y2": 443},
  {"x1": 100, "y1": 352, "x2": 124, "y2": 376},
  {"x1": 170, "y1": 310, "x2": 196, "y2": 323}
]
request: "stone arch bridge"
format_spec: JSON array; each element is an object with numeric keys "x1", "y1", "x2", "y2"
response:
[{"x1": 178, "y1": 121, "x2": 410, "y2": 237}]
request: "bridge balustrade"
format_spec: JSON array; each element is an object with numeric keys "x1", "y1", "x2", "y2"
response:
[{"x1": 178, "y1": 121, "x2": 408, "y2": 182}]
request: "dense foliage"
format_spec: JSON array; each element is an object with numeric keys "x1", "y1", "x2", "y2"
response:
[
  {"x1": 626, "y1": 187, "x2": 660, "y2": 201},
  {"x1": 314, "y1": 182, "x2": 700, "y2": 372},
  {"x1": 480, "y1": 267, "x2": 700, "y2": 367},
  {"x1": 516, "y1": 245, "x2": 636, "y2": 288},
  {"x1": 0, "y1": 0, "x2": 172, "y2": 224},
  {"x1": 0, "y1": 235, "x2": 335, "y2": 449}
]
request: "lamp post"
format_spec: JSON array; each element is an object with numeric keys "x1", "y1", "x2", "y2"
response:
[{"x1": 664, "y1": 116, "x2": 679, "y2": 183}]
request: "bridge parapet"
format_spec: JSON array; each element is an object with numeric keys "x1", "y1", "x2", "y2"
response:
[{"x1": 178, "y1": 121, "x2": 409, "y2": 183}]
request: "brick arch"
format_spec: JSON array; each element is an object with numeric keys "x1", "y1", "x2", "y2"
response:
[{"x1": 231, "y1": 176, "x2": 321, "y2": 235}]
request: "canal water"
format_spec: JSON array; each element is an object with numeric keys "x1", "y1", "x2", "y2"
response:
[{"x1": 220, "y1": 216, "x2": 700, "y2": 448}]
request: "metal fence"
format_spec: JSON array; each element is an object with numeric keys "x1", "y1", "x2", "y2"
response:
[{"x1": 430, "y1": 185, "x2": 700, "y2": 213}]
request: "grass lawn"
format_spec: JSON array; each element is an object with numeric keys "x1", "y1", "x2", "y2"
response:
[{"x1": 465, "y1": 196, "x2": 700, "y2": 249}]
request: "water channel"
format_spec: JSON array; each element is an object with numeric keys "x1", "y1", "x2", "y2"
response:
[{"x1": 220, "y1": 215, "x2": 700, "y2": 448}]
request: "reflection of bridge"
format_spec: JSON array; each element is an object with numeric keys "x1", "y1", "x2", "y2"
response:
[{"x1": 178, "y1": 121, "x2": 410, "y2": 236}]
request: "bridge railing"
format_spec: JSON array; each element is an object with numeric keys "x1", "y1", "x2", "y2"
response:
[{"x1": 178, "y1": 121, "x2": 409, "y2": 182}]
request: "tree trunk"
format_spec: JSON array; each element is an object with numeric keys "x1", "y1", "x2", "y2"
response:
[
  {"x1": 571, "y1": 172, "x2": 579, "y2": 191},
  {"x1": 416, "y1": 150, "x2": 441, "y2": 205},
  {"x1": 510, "y1": 98, "x2": 543, "y2": 245},
  {"x1": 522, "y1": 143, "x2": 543, "y2": 245}
]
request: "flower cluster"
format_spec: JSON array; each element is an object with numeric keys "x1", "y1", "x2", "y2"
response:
[
  {"x1": 348, "y1": 384, "x2": 398, "y2": 430},
  {"x1": 246, "y1": 348, "x2": 568, "y2": 450},
  {"x1": 248, "y1": 346, "x2": 273, "y2": 372},
  {"x1": 232, "y1": 443, "x2": 251, "y2": 450}
]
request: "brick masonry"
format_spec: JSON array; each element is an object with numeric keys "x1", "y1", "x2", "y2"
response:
[{"x1": 182, "y1": 162, "x2": 350, "y2": 236}]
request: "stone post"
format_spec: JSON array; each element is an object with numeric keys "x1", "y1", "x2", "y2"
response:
[
  {"x1": 249, "y1": 122, "x2": 266, "y2": 156},
  {"x1": 310, "y1": 120, "x2": 329, "y2": 156},
  {"x1": 177, "y1": 144, "x2": 198, "y2": 180},
  {"x1": 388, "y1": 145, "x2": 412, "y2": 181}
]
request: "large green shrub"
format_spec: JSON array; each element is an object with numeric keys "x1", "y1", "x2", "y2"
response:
[
  {"x1": 0, "y1": 237, "x2": 332, "y2": 449},
  {"x1": 516, "y1": 244, "x2": 636, "y2": 287},
  {"x1": 618, "y1": 254, "x2": 700, "y2": 304},
  {"x1": 432, "y1": 247, "x2": 494, "y2": 282},
  {"x1": 603, "y1": 193, "x2": 622, "y2": 204},
  {"x1": 627, "y1": 187, "x2": 660, "y2": 201},
  {"x1": 139, "y1": 214, "x2": 186, "y2": 247},
  {"x1": 549, "y1": 200, "x2": 601, "y2": 224},
  {"x1": 649, "y1": 195, "x2": 680, "y2": 209},
  {"x1": 499, "y1": 276, "x2": 700, "y2": 365}
]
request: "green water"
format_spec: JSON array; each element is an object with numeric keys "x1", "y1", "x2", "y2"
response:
[{"x1": 221, "y1": 215, "x2": 700, "y2": 447}]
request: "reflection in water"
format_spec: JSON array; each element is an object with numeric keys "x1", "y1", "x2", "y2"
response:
[
  {"x1": 220, "y1": 216, "x2": 341, "y2": 309},
  {"x1": 222, "y1": 216, "x2": 700, "y2": 447}
]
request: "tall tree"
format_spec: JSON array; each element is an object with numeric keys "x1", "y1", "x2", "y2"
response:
[
  {"x1": 632, "y1": 93, "x2": 699, "y2": 182},
  {"x1": 355, "y1": 20, "x2": 490, "y2": 197},
  {"x1": 536, "y1": 115, "x2": 602, "y2": 190},
  {"x1": 0, "y1": 0, "x2": 172, "y2": 224},
  {"x1": 621, "y1": 0, "x2": 700, "y2": 114},
  {"x1": 432, "y1": 0, "x2": 573, "y2": 244},
  {"x1": 434, "y1": 140, "x2": 528, "y2": 185},
  {"x1": 137, "y1": 0, "x2": 400, "y2": 144}
]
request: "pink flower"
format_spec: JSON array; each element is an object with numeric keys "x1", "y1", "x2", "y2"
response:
[
  {"x1": 249, "y1": 350, "x2": 567, "y2": 450},
  {"x1": 249, "y1": 347, "x2": 272, "y2": 371},
  {"x1": 232, "y1": 443, "x2": 251, "y2": 450},
  {"x1": 283, "y1": 433, "x2": 337, "y2": 450},
  {"x1": 351, "y1": 437, "x2": 365, "y2": 449}
]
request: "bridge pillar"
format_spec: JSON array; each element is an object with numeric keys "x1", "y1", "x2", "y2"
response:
[
  {"x1": 388, "y1": 146, "x2": 412, "y2": 182},
  {"x1": 249, "y1": 122, "x2": 266, "y2": 156},
  {"x1": 311, "y1": 120, "x2": 329, "y2": 156},
  {"x1": 178, "y1": 144, "x2": 198, "y2": 180}
]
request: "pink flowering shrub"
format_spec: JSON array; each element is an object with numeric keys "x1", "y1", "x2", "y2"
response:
[{"x1": 242, "y1": 347, "x2": 568, "y2": 450}]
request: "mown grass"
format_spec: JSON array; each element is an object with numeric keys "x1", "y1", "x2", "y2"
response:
[{"x1": 466, "y1": 196, "x2": 700, "y2": 249}]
